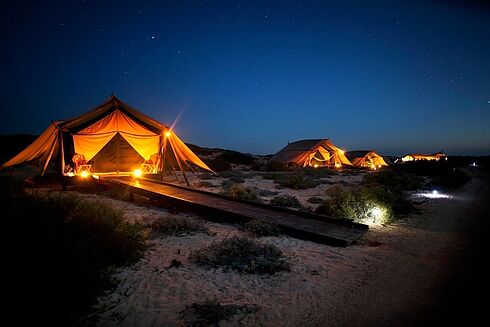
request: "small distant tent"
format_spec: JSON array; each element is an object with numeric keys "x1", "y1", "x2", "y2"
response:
[
  {"x1": 270, "y1": 139, "x2": 352, "y2": 168},
  {"x1": 400, "y1": 152, "x2": 446, "y2": 162},
  {"x1": 345, "y1": 150, "x2": 389, "y2": 169},
  {"x1": 1, "y1": 96, "x2": 213, "y2": 180}
]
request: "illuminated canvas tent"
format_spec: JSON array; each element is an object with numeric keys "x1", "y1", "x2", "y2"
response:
[
  {"x1": 345, "y1": 150, "x2": 389, "y2": 169},
  {"x1": 1, "y1": 96, "x2": 213, "y2": 178},
  {"x1": 270, "y1": 139, "x2": 352, "y2": 168},
  {"x1": 400, "y1": 152, "x2": 446, "y2": 162}
]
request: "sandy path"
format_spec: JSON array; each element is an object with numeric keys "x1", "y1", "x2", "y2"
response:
[{"x1": 88, "y1": 167, "x2": 488, "y2": 326}]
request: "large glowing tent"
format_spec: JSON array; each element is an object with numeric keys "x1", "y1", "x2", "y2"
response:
[
  {"x1": 1, "y1": 96, "x2": 213, "y2": 179},
  {"x1": 270, "y1": 139, "x2": 352, "y2": 168},
  {"x1": 399, "y1": 152, "x2": 446, "y2": 162},
  {"x1": 345, "y1": 150, "x2": 389, "y2": 169}
]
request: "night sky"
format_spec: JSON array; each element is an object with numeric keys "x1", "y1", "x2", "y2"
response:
[{"x1": 1, "y1": 0, "x2": 489, "y2": 156}]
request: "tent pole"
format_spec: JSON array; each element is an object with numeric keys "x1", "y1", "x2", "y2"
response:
[
  {"x1": 41, "y1": 133, "x2": 58, "y2": 176},
  {"x1": 160, "y1": 136, "x2": 167, "y2": 182},
  {"x1": 175, "y1": 154, "x2": 190, "y2": 186},
  {"x1": 59, "y1": 131, "x2": 66, "y2": 191}
]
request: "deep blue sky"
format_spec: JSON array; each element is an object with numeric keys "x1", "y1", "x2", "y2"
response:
[{"x1": 1, "y1": 0, "x2": 489, "y2": 155}]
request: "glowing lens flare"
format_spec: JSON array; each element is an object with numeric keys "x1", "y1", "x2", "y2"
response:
[
  {"x1": 80, "y1": 171, "x2": 89, "y2": 178},
  {"x1": 165, "y1": 131, "x2": 171, "y2": 137},
  {"x1": 133, "y1": 169, "x2": 142, "y2": 178}
]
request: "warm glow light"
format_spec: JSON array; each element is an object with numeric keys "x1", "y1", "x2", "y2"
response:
[
  {"x1": 80, "y1": 171, "x2": 89, "y2": 178},
  {"x1": 134, "y1": 169, "x2": 142, "y2": 178},
  {"x1": 92, "y1": 174, "x2": 99, "y2": 180},
  {"x1": 314, "y1": 164, "x2": 319, "y2": 168},
  {"x1": 67, "y1": 172, "x2": 75, "y2": 177},
  {"x1": 415, "y1": 190, "x2": 451, "y2": 199},
  {"x1": 335, "y1": 163, "x2": 341, "y2": 168},
  {"x1": 340, "y1": 150, "x2": 345, "y2": 155},
  {"x1": 165, "y1": 131, "x2": 171, "y2": 137}
]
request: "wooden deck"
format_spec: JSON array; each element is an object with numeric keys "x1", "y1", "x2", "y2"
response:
[{"x1": 102, "y1": 177, "x2": 368, "y2": 247}]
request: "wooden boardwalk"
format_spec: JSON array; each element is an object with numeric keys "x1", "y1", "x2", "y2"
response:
[{"x1": 103, "y1": 177, "x2": 368, "y2": 246}]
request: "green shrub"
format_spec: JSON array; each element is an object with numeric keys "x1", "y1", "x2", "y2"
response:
[
  {"x1": 189, "y1": 236, "x2": 289, "y2": 274},
  {"x1": 106, "y1": 185, "x2": 130, "y2": 200},
  {"x1": 245, "y1": 219, "x2": 281, "y2": 236},
  {"x1": 151, "y1": 215, "x2": 208, "y2": 236},
  {"x1": 270, "y1": 194, "x2": 304, "y2": 210},
  {"x1": 2, "y1": 187, "x2": 147, "y2": 325},
  {"x1": 199, "y1": 173, "x2": 216, "y2": 180},
  {"x1": 315, "y1": 185, "x2": 406, "y2": 224},
  {"x1": 198, "y1": 181, "x2": 215, "y2": 188},
  {"x1": 207, "y1": 156, "x2": 232, "y2": 172},
  {"x1": 266, "y1": 160, "x2": 287, "y2": 172},
  {"x1": 260, "y1": 172, "x2": 283, "y2": 181},
  {"x1": 431, "y1": 169, "x2": 471, "y2": 189},
  {"x1": 363, "y1": 170, "x2": 423, "y2": 191},
  {"x1": 179, "y1": 299, "x2": 257, "y2": 327},
  {"x1": 276, "y1": 173, "x2": 319, "y2": 190},
  {"x1": 256, "y1": 188, "x2": 279, "y2": 197},
  {"x1": 217, "y1": 151, "x2": 255, "y2": 166},
  {"x1": 303, "y1": 166, "x2": 335, "y2": 178},
  {"x1": 307, "y1": 196, "x2": 324, "y2": 204},
  {"x1": 220, "y1": 171, "x2": 245, "y2": 189},
  {"x1": 221, "y1": 184, "x2": 260, "y2": 202}
]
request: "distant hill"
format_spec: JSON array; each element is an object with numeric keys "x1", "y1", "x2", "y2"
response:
[{"x1": 0, "y1": 134, "x2": 37, "y2": 164}]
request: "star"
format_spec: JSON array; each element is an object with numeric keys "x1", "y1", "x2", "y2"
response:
[{"x1": 151, "y1": 35, "x2": 155, "y2": 39}]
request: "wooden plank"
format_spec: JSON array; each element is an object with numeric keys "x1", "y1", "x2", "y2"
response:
[{"x1": 104, "y1": 177, "x2": 367, "y2": 246}]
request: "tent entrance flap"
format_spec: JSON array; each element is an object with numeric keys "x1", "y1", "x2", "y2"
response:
[{"x1": 89, "y1": 133, "x2": 145, "y2": 173}]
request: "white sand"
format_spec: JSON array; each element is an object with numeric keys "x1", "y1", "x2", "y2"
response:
[{"x1": 68, "y1": 170, "x2": 480, "y2": 327}]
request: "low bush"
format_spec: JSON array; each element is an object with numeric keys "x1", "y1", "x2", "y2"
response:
[
  {"x1": 266, "y1": 160, "x2": 288, "y2": 172},
  {"x1": 315, "y1": 184, "x2": 411, "y2": 224},
  {"x1": 363, "y1": 170, "x2": 423, "y2": 191},
  {"x1": 221, "y1": 184, "x2": 260, "y2": 202},
  {"x1": 199, "y1": 173, "x2": 216, "y2": 180},
  {"x1": 307, "y1": 196, "x2": 324, "y2": 204},
  {"x1": 220, "y1": 171, "x2": 246, "y2": 188},
  {"x1": 179, "y1": 299, "x2": 257, "y2": 327},
  {"x1": 189, "y1": 236, "x2": 289, "y2": 274},
  {"x1": 217, "y1": 151, "x2": 255, "y2": 166},
  {"x1": 394, "y1": 161, "x2": 471, "y2": 189},
  {"x1": 270, "y1": 194, "x2": 304, "y2": 210},
  {"x1": 260, "y1": 172, "x2": 283, "y2": 181},
  {"x1": 207, "y1": 156, "x2": 232, "y2": 172},
  {"x1": 151, "y1": 215, "x2": 208, "y2": 236},
  {"x1": 106, "y1": 185, "x2": 131, "y2": 200},
  {"x1": 198, "y1": 181, "x2": 215, "y2": 188},
  {"x1": 276, "y1": 173, "x2": 319, "y2": 190},
  {"x1": 303, "y1": 166, "x2": 335, "y2": 178},
  {"x1": 2, "y1": 182, "x2": 147, "y2": 325},
  {"x1": 256, "y1": 188, "x2": 279, "y2": 197},
  {"x1": 245, "y1": 219, "x2": 281, "y2": 236},
  {"x1": 431, "y1": 168, "x2": 471, "y2": 189}
]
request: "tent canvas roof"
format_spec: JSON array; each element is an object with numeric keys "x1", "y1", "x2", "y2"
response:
[
  {"x1": 270, "y1": 139, "x2": 352, "y2": 167},
  {"x1": 2, "y1": 95, "x2": 212, "y2": 175}
]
